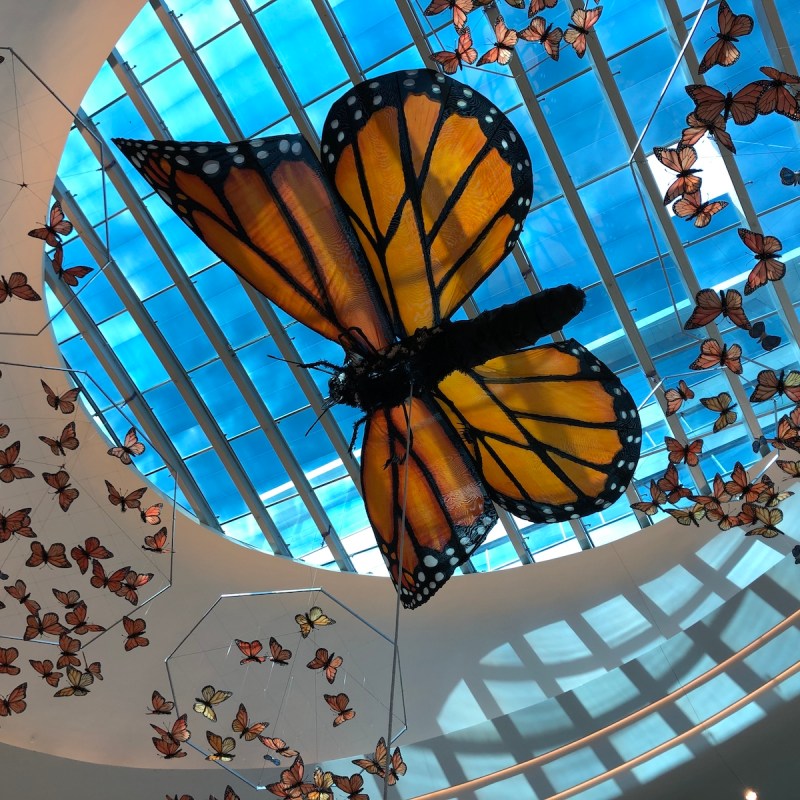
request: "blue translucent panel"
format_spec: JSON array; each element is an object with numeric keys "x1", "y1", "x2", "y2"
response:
[
  {"x1": 222, "y1": 514, "x2": 269, "y2": 549},
  {"x1": 596, "y1": 2, "x2": 666, "y2": 55},
  {"x1": 256, "y1": 115, "x2": 300, "y2": 138},
  {"x1": 365, "y1": 48, "x2": 426, "y2": 79},
  {"x1": 98, "y1": 312, "x2": 171, "y2": 390},
  {"x1": 44, "y1": 286, "x2": 79, "y2": 342},
  {"x1": 169, "y1": 0, "x2": 238, "y2": 45},
  {"x1": 145, "y1": 465, "x2": 191, "y2": 515},
  {"x1": 185, "y1": 447, "x2": 247, "y2": 521},
  {"x1": 106, "y1": 111, "x2": 161, "y2": 199},
  {"x1": 98, "y1": 403, "x2": 167, "y2": 476},
  {"x1": 315, "y1": 476, "x2": 367, "y2": 536},
  {"x1": 761, "y1": 202, "x2": 800, "y2": 264},
  {"x1": 563, "y1": 284, "x2": 628, "y2": 367},
  {"x1": 237, "y1": 337, "x2": 309, "y2": 418},
  {"x1": 579, "y1": 168, "x2": 664, "y2": 274},
  {"x1": 108, "y1": 209, "x2": 174, "y2": 299},
  {"x1": 470, "y1": 253, "x2": 527, "y2": 313},
  {"x1": 80, "y1": 60, "x2": 125, "y2": 116},
  {"x1": 61, "y1": 238, "x2": 124, "y2": 322},
  {"x1": 524, "y1": 521, "x2": 573, "y2": 554},
  {"x1": 257, "y1": 0, "x2": 348, "y2": 103},
  {"x1": 506, "y1": 106, "x2": 561, "y2": 206},
  {"x1": 277, "y1": 407, "x2": 338, "y2": 476},
  {"x1": 685, "y1": 225, "x2": 749, "y2": 288},
  {"x1": 59, "y1": 336, "x2": 122, "y2": 406},
  {"x1": 329, "y1": 402, "x2": 364, "y2": 457},
  {"x1": 145, "y1": 288, "x2": 216, "y2": 370},
  {"x1": 144, "y1": 63, "x2": 226, "y2": 140},
  {"x1": 518, "y1": 198, "x2": 599, "y2": 289},
  {"x1": 291, "y1": 322, "x2": 347, "y2": 397},
  {"x1": 193, "y1": 265, "x2": 264, "y2": 348},
  {"x1": 117, "y1": 3, "x2": 180, "y2": 81},
  {"x1": 266, "y1": 493, "x2": 320, "y2": 557},
  {"x1": 198, "y1": 26, "x2": 289, "y2": 135},
  {"x1": 190, "y1": 359, "x2": 258, "y2": 437},
  {"x1": 306, "y1": 86, "x2": 350, "y2": 138},
  {"x1": 144, "y1": 381, "x2": 213, "y2": 457},
  {"x1": 230, "y1": 428, "x2": 291, "y2": 499},
  {"x1": 330, "y1": 0, "x2": 412, "y2": 70},
  {"x1": 58, "y1": 129, "x2": 125, "y2": 227},
  {"x1": 471, "y1": 538, "x2": 519, "y2": 572},
  {"x1": 539, "y1": 71, "x2": 628, "y2": 184},
  {"x1": 143, "y1": 195, "x2": 218, "y2": 276}
]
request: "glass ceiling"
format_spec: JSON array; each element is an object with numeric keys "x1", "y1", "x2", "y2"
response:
[{"x1": 44, "y1": 0, "x2": 800, "y2": 578}]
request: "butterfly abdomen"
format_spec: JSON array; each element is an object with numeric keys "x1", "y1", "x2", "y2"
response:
[{"x1": 329, "y1": 284, "x2": 585, "y2": 412}]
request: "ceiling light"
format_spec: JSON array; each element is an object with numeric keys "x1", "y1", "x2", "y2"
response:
[{"x1": 744, "y1": 789, "x2": 758, "y2": 800}]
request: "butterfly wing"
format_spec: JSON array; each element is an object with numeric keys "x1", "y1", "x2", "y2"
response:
[{"x1": 780, "y1": 167, "x2": 799, "y2": 186}]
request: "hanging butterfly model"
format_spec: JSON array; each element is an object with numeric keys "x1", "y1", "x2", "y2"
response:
[{"x1": 114, "y1": 70, "x2": 641, "y2": 608}]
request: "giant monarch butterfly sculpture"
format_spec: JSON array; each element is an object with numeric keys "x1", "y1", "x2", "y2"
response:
[{"x1": 114, "y1": 70, "x2": 641, "y2": 608}]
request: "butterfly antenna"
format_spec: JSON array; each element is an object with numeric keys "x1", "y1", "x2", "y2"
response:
[
  {"x1": 267, "y1": 353, "x2": 339, "y2": 375},
  {"x1": 304, "y1": 398, "x2": 337, "y2": 436}
]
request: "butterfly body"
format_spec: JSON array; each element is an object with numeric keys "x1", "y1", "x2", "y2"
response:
[
  {"x1": 683, "y1": 288, "x2": 750, "y2": 330},
  {"x1": 780, "y1": 167, "x2": 800, "y2": 186},
  {"x1": 697, "y1": 1, "x2": 753, "y2": 74}
]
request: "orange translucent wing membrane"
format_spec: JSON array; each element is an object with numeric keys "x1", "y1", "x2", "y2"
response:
[
  {"x1": 361, "y1": 396, "x2": 497, "y2": 608},
  {"x1": 321, "y1": 71, "x2": 532, "y2": 337},
  {"x1": 435, "y1": 341, "x2": 640, "y2": 520},
  {"x1": 111, "y1": 137, "x2": 392, "y2": 355}
]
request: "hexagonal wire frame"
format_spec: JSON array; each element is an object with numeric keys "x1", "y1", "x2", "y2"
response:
[{"x1": 164, "y1": 587, "x2": 406, "y2": 790}]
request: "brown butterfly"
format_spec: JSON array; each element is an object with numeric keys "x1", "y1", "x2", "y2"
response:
[
  {"x1": 517, "y1": 17, "x2": 563, "y2": 61},
  {"x1": 739, "y1": 228, "x2": 785, "y2": 295},
  {"x1": 115, "y1": 569, "x2": 153, "y2": 605},
  {"x1": 653, "y1": 145, "x2": 702, "y2": 204},
  {"x1": 148, "y1": 690, "x2": 175, "y2": 715},
  {"x1": 24, "y1": 611, "x2": 66, "y2": 641},
  {"x1": 0, "y1": 683, "x2": 27, "y2": 716},
  {"x1": 258, "y1": 736, "x2": 299, "y2": 760},
  {"x1": 105, "y1": 480, "x2": 147, "y2": 511},
  {"x1": 53, "y1": 666, "x2": 93, "y2": 697},
  {"x1": 151, "y1": 713, "x2": 191, "y2": 744},
  {"x1": 28, "y1": 201, "x2": 73, "y2": 247},
  {"x1": 56, "y1": 633, "x2": 82, "y2": 669},
  {"x1": 70, "y1": 536, "x2": 113, "y2": 574},
  {"x1": 65, "y1": 602, "x2": 105, "y2": 635},
  {"x1": 430, "y1": 27, "x2": 478, "y2": 74},
  {"x1": 0, "y1": 508, "x2": 34, "y2": 542},
  {"x1": 140, "y1": 503, "x2": 163, "y2": 525},
  {"x1": 0, "y1": 646, "x2": 21, "y2": 675},
  {"x1": 29, "y1": 658, "x2": 63, "y2": 687},
  {"x1": 231, "y1": 703, "x2": 269, "y2": 741},
  {"x1": 688, "y1": 339, "x2": 742, "y2": 374},
  {"x1": 41, "y1": 380, "x2": 80, "y2": 414},
  {"x1": 683, "y1": 288, "x2": 750, "y2": 331},
  {"x1": 235, "y1": 639, "x2": 267, "y2": 665},
  {"x1": 123, "y1": 615, "x2": 149, "y2": 651},
  {"x1": 43, "y1": 470, "x2": 80, "y2": 512},
  {"x1": 697, "y1": 1, "x2": 753, "y2": 74},
  {"x1": 680, "y1": 112, "x2": 735, "y2": 154},
  {"x1": 476, "y1": 15, "x2": 518, "y2": 66},
  {"x1": 51, "y1": 588, "x2": 81, "y2": 608},
  {"x1": 665, "y1": 436, "x2": 703, "y2": 467},
  {"x1": 0, "y1": 273, "x2": 40, "y2": 303},
  {"x1": 25, "y1": 541, "x2": 71, "y2": 569},
  {"x1": 656, "y1": 464, "x2": 693, "y2": 504},
  {"x1": 564, "y1": 5, "x2": 602, "y2": 58},
  {"x1": 206, "y1": 731, "x2": 236, "y2": 762},
  {"x1": 50, "y1": 246, "x2": 93, "y2": 287},
  {"x1": 0, "y1": 441, "x2": 34, "y2": 483},
  {"x1": 748, "y1": 369, "x2": 800, "y2": 403},
  {"x1": 664, "y1": 379, "x2": 694, "y2": 417},
  {"x1": 90, "y1": 559, "x2": 130, "y2": 593},
  {"x1": 665, "y1": 504, "x2": 706, "y2": 527},
  {"x1": 324, "y1": 692, "x2": 355, "y2": 727},
  {"x1": 700, "y1": 392, "x2": 737, "y2": 432},
  {"x1": 269, "y1": 636, "x2": 292, "y2": 665},
  {"x1": 152, "y1": 737, "x2": 187, "y2": 759},
  {"x1": 39, "y1": 421, "x2": 79, "y2": 457},
  {"x1": 107, "y1": 426, "x2": 145, "y2": 464},
  {"x1": 4, "y1": 579, "x2": 40, "y2": 615},
  {"x1": 307, "y1": 647, "x2": 343, "y2": 684},
  {"x1": 332, "y1": 773, "x2": 368, "y2": 800},
  {"x1": 629, "y1": 480, "x2": 667, "y2": 516},
  {"x1": 142, "y1": 527, "x2": 170, "y2": 553},
  {"x1": 672, "y1": 191, "x2": 728, "y2": 227}
]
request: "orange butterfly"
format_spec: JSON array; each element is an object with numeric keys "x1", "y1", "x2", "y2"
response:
[
  {"x1": 24, "y1": 611, "x2": 66, "y2": 641},
  {"x1": 296, "y1": 606, "x2": 335, "y2": 638},
  {"x1": 665, "y1": 436, "x2": 703, "y2": 467},
  {"x1": 116, "y1": 569, "x2": 153, "y2": 605},
  {"x1": 25, "y1": 541, "x2": 71, "y2": 569},
  {"x1": 65, "y1": 602, "x2": 105, "y2": 635},
  {"x1": 43, "y1": 469, "x2": 80, "y2": 512},
  {"x1": 324, "y1": 692, "x2": 355, "y2": 726},
  {"x1": 656, "y1": 464, "x2": 693, "y2": 504},
  {"x1": 0, "y1": 507, "x2": 34, "y2": 542},
  {"x1": 148, "y1": 689, "x2": 175, "y2": 715},
  {"x1": 699, "y1": 392, "x2": 737, "y2": 432},
  {"x1": 38, "y1": 421, "x2": 79, "y2": 457},
  {"x1": 685, "y1": 83, "x2": 762, "y2": 125},
  {"x1": 653, "y1": 145, "x2": 702, "y2": 204},
  {"x1": 307, "y1": 647, "x2": 344, "y2": 684},
  {"x1": 41, "y1": 380, "x2": 80, "y2": 414},
  {"x1": 107, "y1": 426, "x2": 145, "y2": 464},
  {"x1": 692, "y1": 473, "x2": 732, "y2": 508},
  {"x1": 477, "y1": 15, "x2": 518, "y2": 65},
  {"x1": 564, "y1": 5, "x2": 602, "y2": 58},
  {"x1": 268, "y1": 636, "x2": 292, "y2": 665},
  {"x1": 517, "y1": 17, "x2": 563, "y2": 61},
  {"x1": 151, "y1": 713, "x2": 191, "y2": 744},
  {"x1": 725, "y1": 461, "x2": 769, "y2": 502},
  {"x1": 4, "y1": 580, "x2": 40, "y2": 615},
  {"x1": 689, "y1": 338, "x2": 742, "y2": 374},
  {"x1": 152, "y1": 736, "x2": 187, "y2": 759},
  {"x1": 307, "y1": 767, "x2": 335, "y2": 800},
  {"x1": 142, "y1": 527, "x2": 170, "y2": 553},
  {"x1": 664, "y1": 379, "x2": 694, "y2": 416},
  {"x1": 430, "y1": 27, "x2": 478, "y2": 74},
  {"x1": 84, "y1": 660, "x2": 103, "y2": 681},
  {"x1": 231, "y1": 703, "x2": 268, "y2": 740},
  {"x1": 755, "y1": 67, "x2": 800, "y2": 119},
  {"x1": 140, "y1": 503, "x2": 163, "y2": 525},
  {"x1": 52, "y1": 588, "x2": 81, "y2": 608},
  {"x1": 0, "y1": 273, "x2": 40, "y2": 303},
  {"x1": 29, "y1": 658, "x2": 63, "y2": 687},
  {"x1": 528, "y1": 0, "x2": 558, "y2": 14},
  {"x1": 105, "y1": 480, "x2": 147, "y2": 511},
  {"x1": 50, "y1": 246, "x2": 93, "y2": 287},
  {"x1": 665, "y1": 504, "x2": 706, "y2": 527},
  {"x1": 267, "y1": 755, "x2": 313, "y2": 798},
  {"x1": 332, "y1": 774, "x2": 368, "y2": 800},
  {"x1": 90, "y1": 559, "x2": 130, "y2": 592},
  {"x1": 70, "y1": 536, "x2": 113, "y2": 574},
  {"x1": 680, "y1": 111, "x2": 735, "y2": 153},
  {"x1": 698, "y1": 0, "x2": 753, "y2": 74},
  {"x1": 423, "y1": 0, "x2": 473, "y2": 29},
  {"x1": 56, "y1": 633, "x2": 82, "y2": 669},
  {"x1": 745, "y1": 505, "x2": 784, "y2": 538},
  {"x1": 777, "y1": 460, "x2": 800, "y2": 477},
  {"x1": 748, "y1": 369, "x2": 800, "y2": 403},
  {"x1": 206, "y1": 731, "x2": 236, "y2": 762},
  {"x1": 703, "y1": 502, "x2": 742, "y2": 531},
  {"x1": 123, "y1": 615, "x2": 149, "y2": 651},
  {"x1": 258, "y1": 736, "x2": 299, "y2": 760},
  {"x1": 28, "y1": 200, "x2": 73, "y2": 246},
  {"x1": 0, "y1": 441, "x2": 33, "y2": 483},
  {"x1": 672, "y1": 191, "x2": 728, "y2": 227},
  {"x1": 683, "y1": 288, "x2": 750, "y2": 330},
  {"x1": 738, "y1": 228, "x2": 785, "y2": 295},
  {"x1": 629, "y1": 480, "x2": 667, "y2": 516},
  {"x1": 0, "y1": 646, "x2": 20, "y2": 675},
  {"x1": 352, "y1": 737, "x2": 390, "y2": 778},
  {"x1": 0, "y1": 682, "x2": 27, "y2": 716},
  {"x1": 235, "y1": 639, "x2": 267, "y2": 665}
]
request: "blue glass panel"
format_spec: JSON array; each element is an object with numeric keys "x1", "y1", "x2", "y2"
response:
[
  {"x1": 506, "y1": 106, "x2": 561, "y2": 206},
  {"x1": 44, "y1": 285, "x2": 79, "y2": 342},
  {"x1": 189, "y1": 359, "x2": 258, "y2": 436},
  {"x1": 193, "y1": 265, "x2": 264, "y2": 348},
  {"x1": 57, "y1": 339, "x2": 121, "y2": 407},
  {"x1": 255, "y1": 115, "x2": 300, "y2": 138},
  {"x1": 518, "y1": 197, "x2": 600, "y2": 289},
  {"x1": 257, "y1": 0, "x2": 348, "y2": 103},
  {"x1": 80, "y1": 60, "x2": 125, "y2": 116},
  {"x1": 230, "y1": 428, "x2": 290, "y2": 498},
  {"x1": 185, "y1": 447, "x2": 247, "y2": 521},
  {"x1": 60, "y1": 238, "x2": 124, "y2": 322},
  {"x1": 145, "y1": 465, "x2": 191, "y2": 515},
  {"x1": 145, "y1": 288, "x2": 217, "y2": 370},
  {"x1": 330, "y1": 0, "x2": 412, "y2": 70},
  {"x1": 237, "y1": 337, "x2": 308, "y2": 418},
  {"x1": 471, "y1": 538, "x2": 519, "y2": 572},
  {"x1": 117, "y1": 3, "x2": 181, "y2": 81},
  {"x1": 198, "y1": 26, "x2": 289, "y2": 135},
  {"x1": 364, "y1": 47, "x2": 426, "y2": 78},
  {"x1": 524, "y1": 521, "x2": 573, "y2": 554},
  {"x1": 596, "y1": 2, "x2": 666, "y2": 54},
  {"x1": 306, "y1": 86, "x2": 350, "y2": 137},
  {"x1": 106, "y1": 110, "x2": 161, "y2": 199},
  {"x1": 108, "y1": 210, "x2": 174, "y2": 299},
  {"x1": 98, "y1": 312, "x2": 171, "y2": 390},
  {"x1": 58, "y1": 129, "x2": 125, "y2": 227},
  {"x1": 539, "y1": 71, "x2": 627, "y2": 184},
  {"x1": 685, "y1": 225, "x2": 748, "y2": 288},
  {"x1": 291, "y1": 323, "x2": 347, "y2": 397},
  {"x1": 266, "y1": 493, "x2": 320, "y2": 557},
  {"x1": 328, "y1": 403, "x2": 364, "y2": 457},
  {"x1": 169, "y1": 0, "x2": 238, "y2": 45},
  {"x1": 144, "y1": 63, "x2": 225, "y2": 140},
  {"x1": 222, "y1": 514, "x2": 267, "y2": 549},
  {"x1": 277, "y1": 406, "x2": 338, "y2": 475},
  {"x1": 470, "y1": 253, "x2": 528, "y2": 313},
  {"x1": 144, "y1": 381, "x2": 212, "y2": 457},
  {"x1": 98, "y1": 403, "x2": 166, "y2": 476}
]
